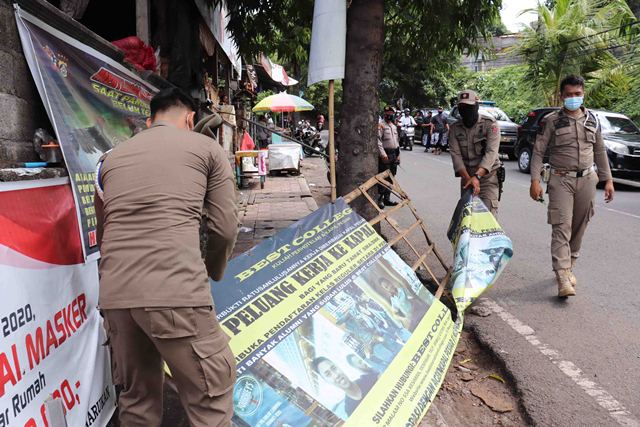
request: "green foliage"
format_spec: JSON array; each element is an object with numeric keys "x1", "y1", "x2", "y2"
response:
[
  {"x1": 516, "y1": 0, "x2": 636, "y2": 105},
  {"x1": 460, "y1": 65, "x2": 544, "y2": 122},
  {"x1": 217, "y1": 0, "x2": 502, "y2": 109},
  {"x1": 304, "y1": 81, "x2": 343, "y2": 119},
  {"x1": 255, "y1": 89, "x2": 275, "y2": 104}
]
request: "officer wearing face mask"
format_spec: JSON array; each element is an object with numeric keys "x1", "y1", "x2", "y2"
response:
[
  {"x1": 377, "y1": 106, "x2": 400, "y2": 208},
  {"x1": 448, "y1": 89, "x2": 501, "y2": 215},
  {"x1": 530, "y1": 75, "x2": 614, "y2": 299}
]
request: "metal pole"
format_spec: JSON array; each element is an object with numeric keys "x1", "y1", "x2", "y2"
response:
[{"x1": 328, "y1": 80, "x2": 337, "y2": 202}]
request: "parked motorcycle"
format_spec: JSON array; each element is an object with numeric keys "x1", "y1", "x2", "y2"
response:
[{"x1": 294, "y1": 120, "x2": 324, "y2": 156}]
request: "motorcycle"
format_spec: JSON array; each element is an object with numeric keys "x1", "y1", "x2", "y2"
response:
[
  {"x1": 400, "y1": 124, "x2": 415, "y2": 151},
  {"x1": 295, "y1": 120, "x2": 325, "y2": 156}
]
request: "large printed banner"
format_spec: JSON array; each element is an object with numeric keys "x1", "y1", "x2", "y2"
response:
[
  {"x1": 446, "y1": 191, "x2": 513, "y2": 311},
  {"x1": 212, "y1": 199, "x2": 462, "y2": 426},
  {"x1": 15, "y1": 8, "x2": 158, "y2": 260},
  {"x1": 0, "y1": 179, "x2": 116, "y2": 427}
]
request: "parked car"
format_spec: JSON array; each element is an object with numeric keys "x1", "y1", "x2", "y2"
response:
[
  {"x1": 447, "y1": 101, "x2": 519, "y2": 159},
  {"x1": 514, "y1": 107, "x2": 640, "y2": 179}
]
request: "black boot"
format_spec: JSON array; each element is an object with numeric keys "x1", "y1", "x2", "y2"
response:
[{"x1": 384, "y1": 195, "x2": 398, "y2": 207}]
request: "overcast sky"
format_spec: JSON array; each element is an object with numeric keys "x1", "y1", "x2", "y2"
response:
[{"x1": 501, "y1": 0, "x2": 539, "y2": 33}]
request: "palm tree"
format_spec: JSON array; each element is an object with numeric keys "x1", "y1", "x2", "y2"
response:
[{"x1": 516, "y1": 0, "x2": 636, "y2": 105}]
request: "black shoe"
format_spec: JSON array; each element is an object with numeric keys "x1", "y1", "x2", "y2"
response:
[
  {"x1": 384, "y1": 200, "x2": 398, "y2": 206},
  {"x1": 377, "y1": 199, "x2": 385, "y2": 209}
]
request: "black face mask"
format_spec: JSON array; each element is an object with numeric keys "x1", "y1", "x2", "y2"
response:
[
  {"x1": 384, "y1": 114, "x2": 394, "y2": 122},
  {"x1": 458, "y1": 103, "x2": 479, "y2": 128}
]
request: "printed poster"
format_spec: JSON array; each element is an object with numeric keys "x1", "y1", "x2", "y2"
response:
[
  {"x1": 212, "y1": 199, "x2": 462, "y2": 426},
  {"x1": 0, "y1": 178, "x2": 116, "y2": 427},
  {"x1": 15, "y1": 8, "x2": 158, "y2": 260},
  {"x1": 446, "y1": 191, "x2": 513, "y2": 311}
]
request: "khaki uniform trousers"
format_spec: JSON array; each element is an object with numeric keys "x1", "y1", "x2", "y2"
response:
[
  {"x1": 547, "y1": 172, "x2": 597, "y2": 271},
  {"x1": 103, "y1": 306, "x2": 236, "y2": 427},
  {"x1": 460, "y1": 171, "x2": 500, "y2": 216}
]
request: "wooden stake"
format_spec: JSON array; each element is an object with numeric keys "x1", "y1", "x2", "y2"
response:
[{"x1": 328, "y1": 80, "x2": 337, "y2": 202}]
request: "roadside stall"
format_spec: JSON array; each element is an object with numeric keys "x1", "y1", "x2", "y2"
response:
[{"x1": 251, "y1": 92, "x2": 314, "y2": 175}]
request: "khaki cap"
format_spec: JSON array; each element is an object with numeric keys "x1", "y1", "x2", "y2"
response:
[{"x1": 458, "y1": 89, "x2": 479, "y2": 105}]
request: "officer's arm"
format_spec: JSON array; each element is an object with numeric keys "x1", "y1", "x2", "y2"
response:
[
  {"x1": 204, "y1": 144, "x2": 239, "y2": 281},
  {"x1": 594, "y1": 125, "x2": 613, "y2": 181},
  {"x1": 530, "y1": 117, "x2": 552, "y2": 182},
  {"x1": 448, "y1": 127, "x2": 466, "y2": 176},
  {"x1": 478, "y1": 121, "x2": 500, "y2": 175},
  {"x1": 377, "y1": 125, "x2": 386, "y2": 158}
]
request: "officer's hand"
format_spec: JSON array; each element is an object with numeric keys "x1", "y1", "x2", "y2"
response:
[
  {"x1": 530, "y1": 180, "x2": 544, "y2": 201},
  {"x1": 604, "y1": 180, "x2": 615, "y2": 203},
  {"x1": 381, "y1": 155, "x2": 389, "y2": 164},
  {"x1": 464, "y1": 177, "x2": 480, "y2": 196}
]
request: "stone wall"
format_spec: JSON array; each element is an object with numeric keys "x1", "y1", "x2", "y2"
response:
[{"x1": 0, "y1": 0, "x2": 48, "y2": 167}]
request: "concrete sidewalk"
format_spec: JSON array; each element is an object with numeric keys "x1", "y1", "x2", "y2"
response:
[{"x1": 233, "y1": 174, "x2": 318, "y2": 256}]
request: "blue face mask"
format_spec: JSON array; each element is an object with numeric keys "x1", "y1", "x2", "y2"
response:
[{"x1": 563, "y1": 96, "x2": 584, "y2": 111}]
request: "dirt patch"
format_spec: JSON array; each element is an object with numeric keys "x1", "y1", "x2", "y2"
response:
[{"x1": 423, "y1": 328, "x2": 528, "y2": 426}]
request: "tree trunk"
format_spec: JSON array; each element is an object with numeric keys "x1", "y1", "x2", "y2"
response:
[{"x1": 336, "y1": 0, "x2": 384, "y2": 221}]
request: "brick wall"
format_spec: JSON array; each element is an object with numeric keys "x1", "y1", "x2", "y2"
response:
[{"x1": 0, "y1": 0, "x2": 48, "y2": 167}]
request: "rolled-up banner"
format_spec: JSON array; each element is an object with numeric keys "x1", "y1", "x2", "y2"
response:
[{"x1": 307, "y1": 0, "x2": 346, "y2": 86}]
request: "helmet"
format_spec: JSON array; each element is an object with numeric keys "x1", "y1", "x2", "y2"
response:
[{"x1": 404, "y1": 108, "x2": 410, "y2": 113}]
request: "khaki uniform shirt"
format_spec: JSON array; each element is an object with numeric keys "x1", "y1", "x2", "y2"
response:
[
  {"x1": 96, "y1": 122, "x2": 238, "y2": 309},
  {"x1": 531, "y1": 108, "x2": 612, "y2": 182},
  {"x1": 448, "y1": 116, "x2": 501, "y2": 175},
  {"x1": 377, "y1": 121, "x2": 399, "y2": 157}
]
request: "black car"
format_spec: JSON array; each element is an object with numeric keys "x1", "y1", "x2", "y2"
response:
[{"x1": 514, "y1": 107, "x2": 640, "y2": 179}]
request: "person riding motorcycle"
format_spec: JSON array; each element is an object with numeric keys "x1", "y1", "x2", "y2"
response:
[{"x1": 398, "y1": 108, "x2": 417, "y2": 151}]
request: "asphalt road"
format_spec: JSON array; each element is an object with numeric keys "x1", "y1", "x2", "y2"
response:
[{"x1": 392, "y1": 147, "x2": 640, "y2": 426}]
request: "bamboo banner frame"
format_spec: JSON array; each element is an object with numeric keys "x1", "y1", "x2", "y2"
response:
[{"x1": 343, "y1": 170, "x2": 452, "y2": 299}]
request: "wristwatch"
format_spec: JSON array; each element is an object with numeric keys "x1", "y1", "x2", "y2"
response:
[{"x1": 473, "y1": 173, "x2": 482, "y2": 180}]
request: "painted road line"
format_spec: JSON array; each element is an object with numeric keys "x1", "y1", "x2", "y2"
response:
[
  {"x1": 478, "y1": 298, "x2": 640, "y2": 427},
  {"x1": 600, "y1": 206, "x2": 640, "y2": 220}
]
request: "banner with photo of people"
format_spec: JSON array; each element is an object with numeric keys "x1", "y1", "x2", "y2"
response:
[
  {"x1": 15, "y1": 8, "x2": 158, "y2": 260},
  {"x1": 213, "y1": 199, "x2": 462, "y2": 426},
  {"x1": 446, "y1": 191, "x2": 513, "y2": 311}
]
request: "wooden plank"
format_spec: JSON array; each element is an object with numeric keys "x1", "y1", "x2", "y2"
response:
[
  {"x1": 369, "y1": 199, "x2": 409, "y2": 226},
  {"x1": 342, "y1": 171, "x2": 390, "y2": 202},
  {"x1": 388, "y1": 219, "x2": 422, "y2": 247}
]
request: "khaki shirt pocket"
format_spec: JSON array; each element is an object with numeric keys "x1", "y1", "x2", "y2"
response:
[
  {"x1": 473, "y1": 138, "x2": 486, "y2": 156},
  {"x1": 192, "y1": 332, "x2": 236, "y2": 397},
  {"x1": 554, "y1": 127, "x2": 573, "y2": 145},
  {"x1": 145, "y1": 307, "x2": 197, "y2": 339}
]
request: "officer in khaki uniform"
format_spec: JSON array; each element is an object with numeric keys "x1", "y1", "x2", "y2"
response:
[
  {"x1": 448, "y1": 90, "x2": 501, "y2": 215},
  {"x1": 530, "y1": 75, "x2": 614, "y2": 298},
  {"x1": 95, "y1": 88, "x2": 238, "y2": 426},
  {"x1": 377, "y1": 106, "x2": 400, "y2": 208}
]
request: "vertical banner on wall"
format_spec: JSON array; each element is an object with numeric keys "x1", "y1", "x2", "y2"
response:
[
  {"x1": 0, "y1": 178, "x2": 116, "y2": 427},
  {"x1": 15, "y1": 7, "x2": 158, "y2": 260}
]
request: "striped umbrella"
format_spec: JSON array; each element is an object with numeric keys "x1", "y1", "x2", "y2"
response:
[{"x1": 252, "y1": 92, "x2": 314, "y2": 113}]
